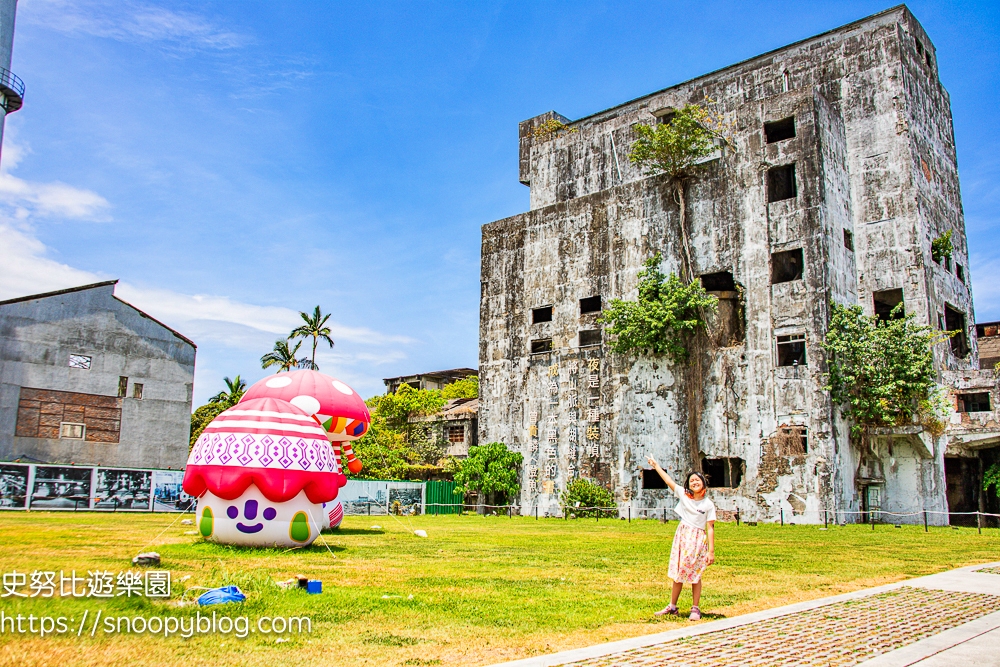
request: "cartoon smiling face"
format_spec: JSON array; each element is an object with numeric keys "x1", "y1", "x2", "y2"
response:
[{"x1": 196, "y1": 484, "x2": 321, "y2": 547}]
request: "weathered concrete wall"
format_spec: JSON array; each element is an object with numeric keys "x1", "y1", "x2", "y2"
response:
[
  {"x1": 0, "y1": 283, "x2": 195, "y2": 469},
  {"x1": 481, "y1": 6, "x2": 976, "y2": 523}
]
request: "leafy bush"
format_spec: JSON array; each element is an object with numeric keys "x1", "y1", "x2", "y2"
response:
[
  {"x1": 985, "y1": 463, "x2": 1000, "y2": 500},
  {"x1": 454, "y1": 442, "x2": 523, "y2": 506},
  {"x1": 822, "y1": 301, "x2": 948, "y2": 444},
  {"x1": 931, "y1": 230, "x2": 953, "y2": 264},
  {"x1": 560, "y1": 478, "x2": 616, "y2": 518},
  {"x1": 441, "y1": 376, "x2": 478, "y2": 400},
  {"x1": 599, "y1": 254, "x2": 717, "y2": 363}
]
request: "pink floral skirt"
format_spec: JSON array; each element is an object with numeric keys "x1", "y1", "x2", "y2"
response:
[{"x1": 668, "y1": 521, "x2": 710, "y2": 583}]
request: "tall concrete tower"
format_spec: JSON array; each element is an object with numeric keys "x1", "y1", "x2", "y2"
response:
[{"x1": 0, "y1": 0, "x2": 23, "y2": 162}]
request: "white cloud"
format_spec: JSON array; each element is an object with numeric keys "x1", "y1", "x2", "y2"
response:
[
  {"x1": 0, "y1": 223, "x2": 106, "y2": 298},
  {"x1": 0, "y1": 173, "x2": 111, "y2": 219},
  {"x1": 22, "y1": 0, "x2": 247, "y2": 50}
]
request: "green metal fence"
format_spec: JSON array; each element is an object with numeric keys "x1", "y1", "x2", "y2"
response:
[{"x1": 425, "y1": 480, "x2": 463, "y2": 514}]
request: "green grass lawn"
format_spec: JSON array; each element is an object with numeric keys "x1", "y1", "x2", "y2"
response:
[{"x1": 0, "y1": 511, "x2": 997, "y2": 667}]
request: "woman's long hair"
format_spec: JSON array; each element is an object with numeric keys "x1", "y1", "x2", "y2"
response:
[{"x1": 684, "y1": 471, "x2": 708, "y2": 495}]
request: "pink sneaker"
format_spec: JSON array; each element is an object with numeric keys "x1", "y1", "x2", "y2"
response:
[
  {"x1": 689, "y1": 606, "x2": 701, "y2": 621},
  {"x1": 654, "y1": 604, "x2": 679, "y2": 617}
]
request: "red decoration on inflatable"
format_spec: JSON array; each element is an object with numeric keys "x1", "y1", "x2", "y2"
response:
[
  {"x1": 241, "y1": 370, "x2": 369, "y2": 474},
  {"x1": 182, "y1": 397, "x2": 347, "y2": 503}
]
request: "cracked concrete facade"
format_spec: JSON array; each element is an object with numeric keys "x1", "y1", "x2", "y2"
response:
[{"x1": 479, "y1": 6, "x2": 995, "y2": 523}]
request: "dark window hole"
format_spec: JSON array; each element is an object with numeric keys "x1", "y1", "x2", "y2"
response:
[
  {"x1": 764, "y1": 117, "x2": 795, "y2": 143},
  {"x1": 771, "y1": 249, "x2": 803, "y2": 284},
  {"x1": 843, "y1": 229, "x2": 854, "y2": 251},
  {"x1": 945, "y1": 304, "x2": 969, "y2": 357},
  {"x1": 701, "y1": 457, "x2": 744, "y2": 488},
  {"x1": 578, "y1": 329, "x2": 602, "y2": 347},
  {"x1": 957, "y1": 393, "x2": 991, "y2": 413},
  {"x1": 777, "y1": 334, "x2": 806, "y2": 367},
  {"x1": 873, "y1": 289, "x2": 904, "y2": 321},
  {"x1": 530, "y1": 338, "x2": 553, "y2": 354},
  {"x1": 579, "y1": 295, "x2": 602, "y2": 314},
  {"x1": 700, "y1": 271, "x2": 736, "y2": 292},
  {"x1": 532, "y1": 306, "x2": 552, "y2": 324},
  {"x1": 767, "y1": 164, "x2": 797, "y2": 203}
]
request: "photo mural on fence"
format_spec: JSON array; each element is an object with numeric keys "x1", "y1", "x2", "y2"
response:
[{"x1": 182, "y1": 370, "x2": 370, "y2": 546}]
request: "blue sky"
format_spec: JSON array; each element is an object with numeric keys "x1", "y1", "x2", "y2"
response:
[{"x1": 0, "y1": 0, "x2": 997, "y2": 405}]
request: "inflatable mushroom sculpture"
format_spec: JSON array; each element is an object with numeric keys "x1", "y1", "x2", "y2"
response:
[
  {"x1": 240, "y1": 370, "x2": 370, "y2": 530},
  {"x1": 182, "y1": 396, "x2": 346, "y2": 547}
]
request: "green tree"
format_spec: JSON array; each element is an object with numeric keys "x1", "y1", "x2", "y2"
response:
[
  {"x1": 291, "y1": 306, "x2": 334, "y2": 370},
  {"x1": 190, "y1": 375, "x2": 246, "y2": 447},
  {"x1": 985, "y1": 462, "x2": 1000, "y2": 500},
  {"x1": 349, "y1": 384, "x2": 449, "y2": 480},
  {"x1": 628, "y1": 103, "x2": 729, "y2": 280},
  {"x1": 441, "y1": 375, "x2": 479, "y2": 400},
  {"x1": 599, "y1": 254, "x2": 718, "y2": 363},
  {"x1": 931, "y1": 230, "x2": 954, "y2": 264},
  {"x1": 560, "y1": 478, "x2": 616, "y2": 518},
  {"x1": 260, "y1": 338, "x2": 308, "y2": 373},
  {"x1": 822, "y1": 302, "x2": 949, "y2": 449},
  {"x1": 454, "y1": 442, "x2": 523, "y2": 507}
]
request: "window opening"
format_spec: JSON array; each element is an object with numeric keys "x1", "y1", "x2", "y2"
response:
[
  {"x1": 771, "y1": 249, "x2": 803, "y2": 284},
  {"x1": 956, "y1": 264, "x2": 965, "y2": 283},
  {"x1": 925, "y1": 51, "x2": 932, "y2": 68},
  {"x1": 701, "y1": 457, "x2": 744, "y2": 488},
  {"x1": 700, "y1": 271, "x2": 736, "y2": 291},
  {"x1": 641, "y1": 469, "x2": 668, "y2": 489},
  {"x1": 447, "y1": 425, "x2": 465, "y2": 443},
  {"x1": 945, "y1": 304, "x2": 969, "y2": 357},
  {"x1": 873, "y1": 289, "x2": 904, "y2": 321},
  {"x1": 767, "y1": 164, "x2": 797, "y2": 202},
  {"x1": 531, "y1": 338, "x2": 553, "y2": 354},
  {"x1": 915, "y1": 39, "x2": 924, "y2": 56},
  {"x1": 653, "y1": 107, "x2": 676, "y2": 125},
  {"x1": 133, "y1": 383, "x2": 144, "y2": 400},
  {"x1": 580, "y1": 295, "x2": 602, "y2": 314},
  {"x1": 843, "y1": 229, "x2": 854, "y2": 251},
  {"x1": 118, "y1": 376, "x2": 128, "y2": 398},
  {"x1": 764, "y1": 117, "x2": 795, "y2": 143},
  {"x1": 579, "y1": 329, "x2": 602, "y2": 347},
  {"x1": 532, "y1": 306, "x2": 553, "y2": 324},
  {"x1": 776, "y1": 334, "x2": 806, "y2": 367},
  {"x1": 944, "y1": 256, "x2": 952, "y2": 272},
  {"x1": 957, "y1": 393, "x2": 991, "y2": 413},
  {"x1": 68, "y1": 354, "x2": 92, "y2": 370},
  {"x1": 59, "y1": 423, "x2": 85, "y2": 440},
  {"x1": 775, "y1": 425, "x2": 808, "y2": 455}
]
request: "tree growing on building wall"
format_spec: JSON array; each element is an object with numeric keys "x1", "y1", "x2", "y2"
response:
[
  {"x1": 453, "y1": 442, "x2": 523, "y2": 507},
  {"x1": 291, "y1": 305, "x2": 334, "y2": 370},
  {"x1": 931, "y1": 230, "x2": 954, "y2": 264},
  {"x1": 822, "y1": 302, "x2": 950, "y2": 451},
  {"x1": 190, "y1": 375, "x2": 246, "y2": 448},
  {"x1": 559, "y1": 478, "x2": 616, "y2": 518},
  {"x1": 628, "y1": 101, "x2": 731, "y2": 281},
  {"x1": 599, "y1": 254, "x2": 717, "y2": 363},
  {"x1": 260, "y1": 338, "x2": 309, "y2": 372}
]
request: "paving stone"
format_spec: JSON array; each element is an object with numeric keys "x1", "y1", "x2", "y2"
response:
[{"x1": 557, "y1": 587, "x2": 1000, "y2": 667}]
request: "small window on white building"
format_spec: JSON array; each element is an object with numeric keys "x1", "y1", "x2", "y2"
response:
[
  {"x1": 60, "y1": 423, "x2": 85, "y2": 439},
  {"x1": 447, "y1": 425, "x2": 465, "y2": 443},
  {"x1": 68, "y1": 354, "x2": 92, "y2": 370},
  {"x1": 776, "y1": 334, "x2": 806, "y2": 366},
  {"x1": 133, "y1": 383, "x2": 144, "y2": 400}
]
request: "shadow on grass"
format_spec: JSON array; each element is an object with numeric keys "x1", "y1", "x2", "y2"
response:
[{"x1": 327, "y1": 528, "x2": 385, "y2": 536}]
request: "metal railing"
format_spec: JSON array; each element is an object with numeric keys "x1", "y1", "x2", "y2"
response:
[{"x1": 0, "y1": 66, "x2": 24, "y2": 113}]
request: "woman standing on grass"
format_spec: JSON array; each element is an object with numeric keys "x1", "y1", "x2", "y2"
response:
[{"x1": 647, "y1": 455, "x2": 716, "y2": 621}]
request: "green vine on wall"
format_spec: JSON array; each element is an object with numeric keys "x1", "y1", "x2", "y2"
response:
[
  {"x1": 985, "y1": 462, "x2": 1000, "y2": 500},
  {"x1": 599, "y1": 254, "x2": 718, "y2": 363},
  {"x1": 822, "y1": 301, "x2": 951, "y2": 449},
  {"x1": 931, "y1": 230, "x2": 953, "y2": 264}
]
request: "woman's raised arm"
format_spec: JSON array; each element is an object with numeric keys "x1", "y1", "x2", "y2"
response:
[{"x1": 646, "y1": 455, "x2": 680, "y2": 493}]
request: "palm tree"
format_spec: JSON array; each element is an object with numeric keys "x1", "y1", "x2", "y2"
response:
[
  {"x1": 291, "y1": 305, "x2": 334, "y2": 371},
  {"x1": 209, "y1": 375, "x2": 246, "y2": 408},
  {"x1": 261, "y1": 338, "x2": 308, "y2": 373}
]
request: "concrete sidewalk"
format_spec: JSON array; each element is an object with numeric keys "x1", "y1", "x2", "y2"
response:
[{"x1": 485, "y1": 563, "x2": 1000, "y2": 667}]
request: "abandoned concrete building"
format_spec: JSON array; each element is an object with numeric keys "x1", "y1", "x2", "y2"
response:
[
  {"x1": 411, "y1": 398, "x2": 479, "y2": 459},
  {"x1": 0, "y1": 281, "x2": 196, "y2": 469},
  {"x1": 383, "y1": 368, "x2": 478, "y2": 394},
  {"x1": 479, "y1": 6, "x2": 1000, "y2": 524}
]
